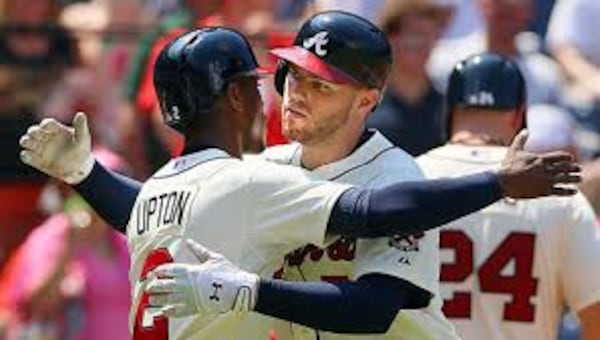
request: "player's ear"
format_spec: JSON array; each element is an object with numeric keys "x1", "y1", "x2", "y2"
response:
[
  {"x1": 511, "y1": 105, "x2": 526, "y2": 131},
  {"x1": 356, "y1": 88, "x2": 380, "y2": 116},
  {"x1": 227, "y1": 80, "x2": 244, "y2": 113}
]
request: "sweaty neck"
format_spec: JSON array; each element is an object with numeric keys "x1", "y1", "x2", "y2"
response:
[
  {"x1": 300, "y1": 129, "x2": 370, "y2": 170},
  {"x1": 181, "y1": 114, "x2": 242, "y2": 158},
  {"x1": 450, "y1": 131, "x2": 507, "y2": 147},
  {"x1": 486, "y1": 31, "x2": 518, "y2": 56}
]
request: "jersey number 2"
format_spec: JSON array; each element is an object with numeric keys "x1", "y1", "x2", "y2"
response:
[
  {"x1": 440, "y1": 230, "x2": 538, "y2": 322},
  {"x1": 133, "y1": 248, "x2": 173, "y2": 340}
]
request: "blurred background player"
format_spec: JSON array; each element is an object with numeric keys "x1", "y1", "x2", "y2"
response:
[
  {"x1": 417, "y1": 53, "x2": 600, "y2": 340},
  {"x1": 428, "y1": 0, "x2": 564, "y2": 108}
]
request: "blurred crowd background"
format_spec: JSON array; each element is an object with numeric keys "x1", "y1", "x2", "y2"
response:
[{"x1": 0, "y1": 0, "x2": 596, "y2": 339}]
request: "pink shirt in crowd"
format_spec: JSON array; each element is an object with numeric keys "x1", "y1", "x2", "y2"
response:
[{"x1": 9, "y1": 214, "x2": 131, "y2": 340}]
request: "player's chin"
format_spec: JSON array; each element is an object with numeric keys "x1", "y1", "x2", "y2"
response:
[{"x1": 282, "y1": 124, "x2": 308, "y2": 143}]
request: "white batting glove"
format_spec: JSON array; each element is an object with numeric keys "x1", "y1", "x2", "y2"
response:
[
  {"x1": 19, "y1": 112, "x2": 94, "y2": 184},
  {"x1": 145, "y1": 239, "x2": 260, "y2": 319}
]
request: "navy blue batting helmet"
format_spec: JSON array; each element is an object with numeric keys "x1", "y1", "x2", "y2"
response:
[
  {"x1": 445, "y1": 53, "x2": 527, "y2": 135},
  {"x1": 153, "y1": 27, "x2": 264, "y2": 133},
  {"x1": 270, "y1": 11, "x2": 392, "y2": 95}
]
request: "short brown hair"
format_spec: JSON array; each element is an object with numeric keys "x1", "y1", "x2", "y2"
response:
[{"x1": 378, "y1": 0, "x2": 452, "y2": 35}]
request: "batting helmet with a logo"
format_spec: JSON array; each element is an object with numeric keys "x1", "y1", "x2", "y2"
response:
[
  {"x1": 270, "y1": 11, "x2": 392, "y2": 94},
  {"x1": 445, "y1": 53, "x2": 527, "y2": 137}
]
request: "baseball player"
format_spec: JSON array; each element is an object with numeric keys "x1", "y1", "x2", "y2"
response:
[
  {"x1": 417, "y1": 53, "x2": 600, "y2": 340},
  {"x1": 19, "y1": 24, "x2": 580, "y2": 340},
  {"x1": 244, "y1": 10, "x2": 456, "y2": 340}
]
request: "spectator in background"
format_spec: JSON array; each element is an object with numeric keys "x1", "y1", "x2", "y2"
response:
[
  {"x1": 428, "y1": 0, "x2": 564, "y2": 106},
  {"x1": 5, "y1": 148, "x2": 131, "y2": 340},
  {"x1": 312, "y1": 0, "x2": 478, "y2": 41},
  {"x1": 547, "y1": 0, "x2": 600, "y2": 98},
  {"x1": 528, "y1": 0, "x2": 557, "y2": 38},
  {"x1": 0, "y1": 0, "x2": 76, "y2": 270},
  {"x1": 313, "y1": 0, "x2": 385, "y2": 23},
  {"x1": 366, "y1": 0, "x2": 452, "y2": 156},
  {"x1": 276, "y1": 0, "x2": 314, "y2": 23},
  {"x1": 547, "y1": 0, "x2": 600, "y2": 160},
  {"x1": 439, "y1": 0, "x2": 484, "y2": 39},
  {"x1": 43, "y1": 0, "x2": 151, "y2": 152}
]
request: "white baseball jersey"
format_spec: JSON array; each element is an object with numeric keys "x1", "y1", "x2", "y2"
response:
[
  {"x1": 418, "y1": 144, "x2": 600, "y2": 340},
  {"x1": 126, "y1": 148, "x2": 351, "y2": 340},
  {"x1": 261, "y1": 131, "x2": 459, "y2": 340}
]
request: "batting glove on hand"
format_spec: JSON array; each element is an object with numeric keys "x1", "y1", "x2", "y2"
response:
[
  {"x1": 145, "y1": 239, "x2": 260, "y2": 319},
  {"x1": 19, "y1": 112, "x2": 94, "y2": 185}
]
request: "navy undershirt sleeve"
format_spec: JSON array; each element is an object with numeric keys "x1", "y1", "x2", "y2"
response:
[
  {"x1": 73, "y1": 161, "x2": 142, "y2": 232},
  {"x1": 328, "y1": 171, "x2": 502, "y2": 238},
  {"x1": 255, "y1": 274, "x2": 431, "y2": 333}
]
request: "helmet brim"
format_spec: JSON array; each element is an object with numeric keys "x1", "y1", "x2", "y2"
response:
[
  {"x1": 237, "y1": 67, "x2": 272, "y2": 78},
  {"x1": 270, "y1": 46, "x2": 358, "y2": 85}
]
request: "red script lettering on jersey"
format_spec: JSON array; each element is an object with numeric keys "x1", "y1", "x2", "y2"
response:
[{"x1": 133, "y1": 248, "x2": 174, "y2": 340}]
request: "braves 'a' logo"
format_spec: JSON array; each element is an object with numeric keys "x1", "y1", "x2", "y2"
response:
[{"x1": 303, "y1": 31, "x2": 329, "y2": 57}]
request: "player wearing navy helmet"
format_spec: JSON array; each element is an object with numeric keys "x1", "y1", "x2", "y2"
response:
[{"x1": 419, "y1": 53, "x2": 600, "y2": 340}]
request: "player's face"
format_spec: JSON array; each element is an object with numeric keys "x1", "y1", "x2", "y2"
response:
[{"x1": 281, "y1": 64, "x2": 372, "y2": 145}]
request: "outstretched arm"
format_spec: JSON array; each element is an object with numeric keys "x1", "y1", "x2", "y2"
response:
[
  {"x1": 329, "y1": 171, "x2": 501, "y2": 238},
  {"x1": 74, "y1": 161, "x2": 142, "y2": 232},
  {"x1": 20, "y1": 115, "x2": 579, "y2": 238}
]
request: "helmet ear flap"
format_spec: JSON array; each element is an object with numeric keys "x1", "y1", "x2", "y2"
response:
[
  {"x1": 156, "y1": 79, "x2": 191, "y2": 133},
  {"x1": 274, "y1": 61, "x2": 289, "y2": 96}
]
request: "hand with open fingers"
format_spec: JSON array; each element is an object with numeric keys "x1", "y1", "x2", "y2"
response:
[
  {"x1": 19, "y1": 112, "x2": 94, "y2": 184},
  {"x1": 497, "y1": 130, "x2": 582, "y2": 199},
  {"x1": 145, "y1": 239, "x2": 260, "y2": 319}
]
